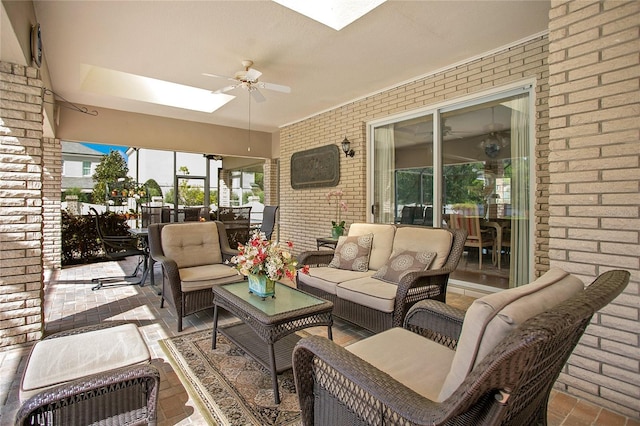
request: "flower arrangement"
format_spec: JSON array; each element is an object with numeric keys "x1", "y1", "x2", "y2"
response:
[
  {"x1": 230, "y1": 230, "x2": 309, "y2": 282},
  {"x1": 326, "y1": 189, "x2": 348, "y2": 237}
]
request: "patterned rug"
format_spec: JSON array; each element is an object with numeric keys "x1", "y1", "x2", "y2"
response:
[{"x1": 160, "y1": 328, "x2": 302, "y2": 425}]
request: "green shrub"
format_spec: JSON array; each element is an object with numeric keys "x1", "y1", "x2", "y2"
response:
[{"x1": 61, "y1": 210, "x2": 130, "y2": 265}]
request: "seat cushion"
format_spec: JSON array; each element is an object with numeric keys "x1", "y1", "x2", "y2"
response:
[
  {"x1": 347, "y1": 327, "x2": 455, "y2": 402},
  {"x1": 298, "y1": 266, "x2": 374, "y2": 295},
  {"x1": 336, "y1": 276, "x2": 398, "y2": 313},
  {"x1": 20, "y1": 324, "x2": 150, "y2": 402},
  {"x1": 179, "y1": 264, "x2": 241, "y2": 292},
  {"x1": 373, "y1": 250, "x2": 436, "y2": 284},
  {"x1": 392, "y1": 227, "x2": 453, "y2": 270},
  {"x1": 161, "y1": 222, "x2": 223, "y2": 268},
  {"x1": 347, "y1": 223, "x2": 396, "y2": 270},
  {"x1": 328, "y1": 233, "x2": 374, "y2": 272},
  {"x1": 438, "y1": 268, "x2": 584, "y2": 401}
]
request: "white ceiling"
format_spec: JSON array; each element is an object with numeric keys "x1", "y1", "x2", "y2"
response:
[{"x1": 33, "y1": 0, "x2": 550, "y2": 134}]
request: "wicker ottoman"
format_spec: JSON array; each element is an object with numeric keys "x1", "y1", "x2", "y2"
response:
[{"x1": 16, "y1": 322, "x2": 160, "y2": 426}]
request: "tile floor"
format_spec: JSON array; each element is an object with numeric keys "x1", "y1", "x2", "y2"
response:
[{"x1": 1, "y1": 259, "x2": 638, "y2": 425}]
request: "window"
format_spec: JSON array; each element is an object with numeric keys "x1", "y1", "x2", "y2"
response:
[
  {"x1": 82, "y1": 161, "x2": 91, "y2": 176},
  {"x1": 369, "y1": 86, "x2": 533, "y2": 288}
]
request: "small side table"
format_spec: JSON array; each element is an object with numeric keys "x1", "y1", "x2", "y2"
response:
[{"x1": 316, "y1": 236, "x2": 339, "y2": 250}]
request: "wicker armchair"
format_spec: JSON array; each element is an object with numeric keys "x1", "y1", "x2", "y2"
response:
[
  {"x1": 16, "y1": 322, "x2": 160, "y2": 426},
  {"x1": 293, "y1": 269, "x2": 630, "y2": 425},
  {"x1": 148, "y1": 221, "x2": 239, "y2": 332}
]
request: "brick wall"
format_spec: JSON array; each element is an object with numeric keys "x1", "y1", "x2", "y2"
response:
[
  {"x1": 0, "y1": 62, "x2": 45, "y2": 347},
  {"x1": 548, "y1": 0, "x2": 639, "y2": 417},
  {"x1": 280, "y1": 36, "x2": 550, "y2": 258}
]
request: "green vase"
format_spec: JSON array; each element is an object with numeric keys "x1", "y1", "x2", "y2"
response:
[
  {"x1": 248, "y1": 273, "x2": 276, "y2": 299},
  {"x1": 331, "y1": 226, "x2": 344, "y2": 239}
]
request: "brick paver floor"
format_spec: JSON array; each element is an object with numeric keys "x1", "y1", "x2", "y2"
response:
[{"x1": 1, "y1": 258, "x2": 638, "y2": 425}]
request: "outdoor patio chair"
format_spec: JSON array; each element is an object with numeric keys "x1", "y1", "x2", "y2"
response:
[
  {"x1": 89, "y1": 207, "x2": 147, "y2": 290},
  {"x1": 216, "y1": 206, "x2": 252, "y2": 248},
  {"x1": 293, "y1": 269, "x2": 630, "y2": 426},
  {"x1": 259, "y1": 205, "x2": 279, "y2": 240},
  {"x1": 148, "y1": 221, "x2": 240, "y2": 332}
]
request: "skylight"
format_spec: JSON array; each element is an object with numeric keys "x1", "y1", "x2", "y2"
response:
[
  {"x1": 273, "y1": 0, "x2": 387, "y2": 31},
  {"x1": 80, "y1": 65, "x2": 234, "y2": 113}
]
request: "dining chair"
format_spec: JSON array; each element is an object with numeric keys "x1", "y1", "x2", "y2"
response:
[
  {"x1": 449, "y1": 213, "x2": 496, "y2": 270},
  {"x1": 259, "y1": 205, "x2": 279, "y2": 240}
]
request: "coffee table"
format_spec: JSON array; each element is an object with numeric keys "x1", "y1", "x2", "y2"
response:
[{"x1": 211, "y1": 281, "x2": 333, "y2": 404}]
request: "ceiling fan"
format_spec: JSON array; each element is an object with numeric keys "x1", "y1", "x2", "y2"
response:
[{"x1": 203, "y1": 60, "x2": 291, "y2": 103}]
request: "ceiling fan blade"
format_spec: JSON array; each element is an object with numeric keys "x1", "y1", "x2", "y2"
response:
[
  {"x1": 260, "y1": 81, "x2": 291, "y2": 93},
  {"x1": 214, "y1": 84, "x2": 237, "y2": 94},
  {"x1": 250, "y1": 88, "x2": 266, "y2": 103},
  {"x1": 245, "y1": 68, "x2": 262, "y2": 81},
  {"x1": 202, "y1": 72, "x2": 234, "y2": 80}
]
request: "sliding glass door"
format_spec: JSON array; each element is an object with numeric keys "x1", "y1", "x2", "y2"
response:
[{"x1": 369, "y1": 88, "x2": 532, "y2": 288}]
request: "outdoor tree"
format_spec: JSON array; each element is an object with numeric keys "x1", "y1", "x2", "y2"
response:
[
  {"x1": 144, "y1": 179, "x2": 163, "y2": 198},
  {"x1": 92, "y1": 150, "x2": 130, "y2": 204},
  {"x1": 164, "y1": 166, "x2": 205, "y2": 206}
]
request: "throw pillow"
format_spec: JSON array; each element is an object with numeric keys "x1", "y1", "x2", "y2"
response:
[
  {"x1": 328, "y1": 233, "x2": 374, "y2": 272},
  {"x1": 372, "y1": 250, "x2": 437, "y2": 284}
]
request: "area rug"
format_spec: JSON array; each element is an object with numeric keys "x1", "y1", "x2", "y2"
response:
[{"x1": 160, "y1": 328, "x2": 303, "y2": 425}]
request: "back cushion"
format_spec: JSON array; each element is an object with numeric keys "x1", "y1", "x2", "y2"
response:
[
  {"x1": 438, "y1": 268, "x2": 584, "y2": 401},
  {"x1": 161, "y1": 222, "x2": 222, "y2": 268},
  {"x1": 347, "y1": 223, "x2": 396, "y2": 270},
  {"x1": 392, "y1": 227, "x2": 453, "y2": 270}
]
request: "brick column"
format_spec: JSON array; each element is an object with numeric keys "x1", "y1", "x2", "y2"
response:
[
  {"x1": 43, "y1": 137, "x2": 61, "y2": 270},
  {"x1": 548, "y1": 0, "x2": 639, "y2": 417},
  {"x1": 263, "y1": 158, "x2": 279, "y2": 206},
  {"x1": 0, "y1": 62, "x2": 45, "y2": 347}
]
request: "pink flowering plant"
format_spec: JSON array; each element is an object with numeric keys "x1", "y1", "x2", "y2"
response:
[
  {"x1": 326, "y1": 189, "x2": 348, "y2": 230},
  {"x1": 230, "y1": 230, "x2": 309, "y2": 281}
]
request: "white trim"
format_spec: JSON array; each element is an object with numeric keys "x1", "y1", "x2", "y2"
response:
[
  {"x1": 280, "y1": 31, "x2": 548, "y2": 129},
  {"x1": 367, "y1": 79, "x2": 535, "y2": 128}
]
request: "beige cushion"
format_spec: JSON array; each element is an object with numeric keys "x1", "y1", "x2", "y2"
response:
[
  {"x1": 298, "y1": 266, "x2": 374, "y2": 295},
  {"x1": 161, "y1": 222, "x2": 222, "y2": 268},
  {"x1": 179, "y1": 264, "x2": 241, "y2": 292},
  {"x1": 328, "y1": 233, "x2": 374, "y2": 272},
  {"x1": 347, "y1": 327, "x2": 455, "y2": 402},
  {"x1": 373, "y1": 250, "x2": 436, "y2": 284},
  {"x1": 438, "y1": 268, "x2": 584, "y2": 401},
  {"x1": 392, "y1": 227, "x2": 453, "y2": 270},
  {"x1": 347, "y1": 223, "x2": 396, "y2": 270},
  {"x1": 20, "y1": 324, "x2": 150, "y2": 402},
  {"x1": 336, "y1": 276, "x2": 398, "y2": 313}
]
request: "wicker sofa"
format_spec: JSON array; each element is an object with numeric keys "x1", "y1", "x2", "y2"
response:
[
  {"x1": 297, "y1": 223, "x2": 466, "y2": 332},
  {"x1": 293, "y1": 269, "x2": 630, "y2": 425},
  {"x1": 148, "y1": 221, "x2": 240, "y2": 332}
]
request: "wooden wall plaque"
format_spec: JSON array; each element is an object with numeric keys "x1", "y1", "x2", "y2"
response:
[{"x1": 290, "y1": 144, "x2": 340, "y2": 189}]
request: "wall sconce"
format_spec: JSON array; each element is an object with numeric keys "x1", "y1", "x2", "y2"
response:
[{"x1": 341, "y1": 137, "x2": 355, "y2": 158}]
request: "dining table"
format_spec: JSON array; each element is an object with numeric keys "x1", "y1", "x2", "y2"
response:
[{"x1": 127, "y1": 227, "x2": 161, "y2": 295}]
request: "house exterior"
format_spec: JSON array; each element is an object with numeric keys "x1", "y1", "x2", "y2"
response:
[
  {"x1": 60, "y1": 141, "x2": 103, "y2": 196},
  {"x1": 0, "y1": 0, "x2": 638, "y2": 418}
]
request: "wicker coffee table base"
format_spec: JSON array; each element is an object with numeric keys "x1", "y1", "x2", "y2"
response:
[{"x1": 211, "y1": 285, "x2": 333, "y2": 404}]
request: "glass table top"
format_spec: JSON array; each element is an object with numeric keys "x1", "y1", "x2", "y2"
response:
[{"x1": 220, "y1": 281, "x2": 326, "y2": 316}]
